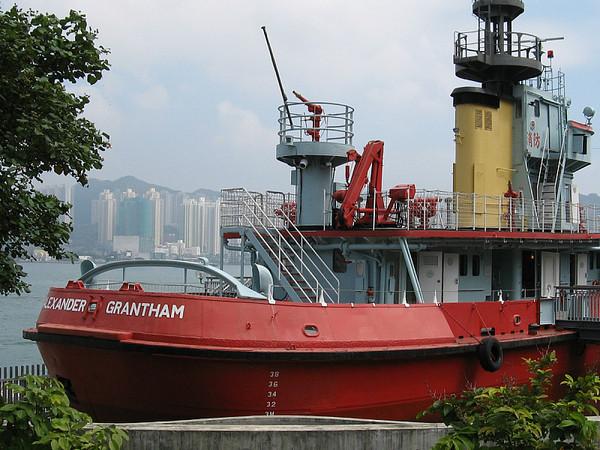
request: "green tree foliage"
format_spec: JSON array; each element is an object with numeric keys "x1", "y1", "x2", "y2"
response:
[
  {"x1": 420, "y1": 351, "x2": 600, "y2": 450},
  {"x1": 0, "y1": 6, "x2": 110, "y2": 295},
  {"x1": 0, "y1": 375, "x2": 127, "y2": 449}
]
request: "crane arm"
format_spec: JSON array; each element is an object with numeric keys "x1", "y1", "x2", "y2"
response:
[{"x1": 335, "y1": 140, "x2": 385, "y2": 228}]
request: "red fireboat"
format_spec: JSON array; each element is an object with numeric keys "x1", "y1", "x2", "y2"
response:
[{"x1": 25, "y1": 0, "x2": 600, "y2": 422}]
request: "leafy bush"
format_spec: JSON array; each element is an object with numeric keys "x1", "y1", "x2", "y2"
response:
[
  {"x1": 419, "y1": 351, "x2": 600, "y2": 450},
  {"x1": 0, "y1": 375, "x2": 127, "y2": 450}
]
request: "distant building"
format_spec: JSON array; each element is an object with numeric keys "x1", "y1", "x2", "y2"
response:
[
  {"x1": 117, "y1": 189, "x2": 153, "y2": 253},
  {"x1": 183, "y1": 197, "x2": 220, "y2": 256},
  {"x1": 162, "y1": 190, "x2": 187, "y2": 241},
  {"x1": 144, "y1": 188, "x2": 164, "y2": 248},
  {"x1": 92, "y1": 189, "x2": 117, "y2": 245}
]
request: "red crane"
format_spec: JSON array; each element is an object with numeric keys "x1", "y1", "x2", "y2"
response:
[{"x1": 333, "y1": 140, "x2": 392, "y2": 228}]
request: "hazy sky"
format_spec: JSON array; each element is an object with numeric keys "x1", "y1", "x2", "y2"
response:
[{"x1": 8, "y1": 0, "x2": 600, "y2": 194}]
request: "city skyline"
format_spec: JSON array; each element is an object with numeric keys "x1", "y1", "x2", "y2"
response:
[
  {"x1": 39, "y1": 173, "x2": 600, "y2": 261},
  {"x1": 40, "y1": 176, "x2": 223, "y2": 260}
]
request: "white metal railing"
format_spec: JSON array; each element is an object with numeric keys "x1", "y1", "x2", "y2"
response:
[
  {"x1": 222, "y1": 188, "x2": 339, "y2": 303},
  {"x1": 366, "y1": 190, "x2": 599, "y2": 233},
  {"x1": 527, "y1": 66, "x2": 567, "y2": 103},
  {"x1": 221, "y1": 189, "x2": 296, "y2": 228},
  {"x1": 222, "y1": 188, "x2": 600, "y2": 234},
  {"x1": 85, "y1": 277, "x2": 253, "y2": 296},
  {"x1": 555, "y1": 286, "x2": 600, "y2": 322},
  {"x1": 454, "y1": 30, "x2": 541, "y2": 62},
  {"x1": 277, "y1": 101, "x2": 354, "y2": 145}
]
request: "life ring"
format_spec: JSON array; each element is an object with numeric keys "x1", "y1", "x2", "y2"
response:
[{"x1": 477, "y1": 337, "x2": 503, "y2": 372}]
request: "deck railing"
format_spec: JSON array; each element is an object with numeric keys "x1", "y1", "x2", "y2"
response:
[
  {"x1": 86, "y1": 276, "x2": 253, "y2": 296},
  {"x1": 277, "y1": 101, "x2": 354, "y2": 145},
  {"x1": 221, "y1": 188, "x2": 600, "y2": 234},
  {"x1": 555, "y1": 286, "x2": 600, "y2": 322},
  {"x1": 1, "y1": 364, "x2": 47, "y2": 404}
]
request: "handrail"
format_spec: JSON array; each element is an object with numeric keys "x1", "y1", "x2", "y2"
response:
[
  {"x1": 238, "y1": 188, "x2": 330, "y2": 303},
  {"x1": 222, "y1": 188, "x2": 340, "y2": 302},
  {"x1": 278, "y1": 101, "x2": 354, "y2": 145},
  {"x1": 222, "y1": 188, "x2": 600, "y2": 235},
  {"x1": 78, "y1": 259, "x2": 266, "y2": 300},
  {"x1": 555, "y1": 286, "x2": 600, "y2": 322},
  {"x1": 268, "y1": 191, "x2": 340, "y2": 303},
  {"x1": 454, "y1": 30, "x2": 541, "y2": 61}
]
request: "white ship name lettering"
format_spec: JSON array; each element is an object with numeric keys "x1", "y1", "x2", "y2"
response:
[
  {"x1": 105, "y1": 301, "x2": 185, "y2": 319},
  {"x1": 43, "y1": 297, "x2": 87, "y2": 312}
]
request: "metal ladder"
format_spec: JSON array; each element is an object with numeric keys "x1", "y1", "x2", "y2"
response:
[
  {"x1": 551, "y1": 124, "x2": 569, "y2": 232},
  {"x1": 236, "y1": 188, "x2": 339, "y2": 303}
]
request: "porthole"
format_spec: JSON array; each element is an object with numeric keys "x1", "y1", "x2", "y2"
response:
[{"x1": 303, "y1": 325, "x2": 319, "y2": 337}]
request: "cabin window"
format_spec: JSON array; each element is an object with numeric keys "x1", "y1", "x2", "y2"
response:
[
  {"x1": 533, "y1": 100, "x2": 540, "y2": 117},
  {"x1": 472, "y1": 255, "x2": 481, "y2": 277},
  {"x1": 590, "y1": 254, "x2": 595, "y2": 271},
  {"x1": 573, "y1": 135, "x2": 588, "y2": 154},
  {"x1": 597, "y1": 253, "x2": 600, "y2": 270},
  {"x1": 459, "y1": 254, "x2": 468, "y2": 276}
]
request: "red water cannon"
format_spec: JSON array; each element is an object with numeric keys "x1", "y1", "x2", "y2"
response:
[{"x1": 293, "y1": 90, "x2": 323, "y2": 142}]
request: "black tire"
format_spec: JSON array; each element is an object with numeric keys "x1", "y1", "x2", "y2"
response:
[{"x1": 478, "y1": 337, "x2": 503, "y2": 372}]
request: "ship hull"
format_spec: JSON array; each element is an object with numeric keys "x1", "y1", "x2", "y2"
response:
[
  {"x1": 31, "y1": 335, "x2": 589, "y2": 423},
  {"x1": 24, "y1": 286, "x2": 600, "y2": 422}
]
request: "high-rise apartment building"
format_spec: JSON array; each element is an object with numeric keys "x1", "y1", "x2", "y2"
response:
[
  {"x1": 144, "y1": 188, "x2": 164, "y2": 248},
  {"x1": 183, "y1": 198, "x2": 220, "y2": 255},
  {"x1": 92, "y1": 189, "x2": 117, "y2": 244}
]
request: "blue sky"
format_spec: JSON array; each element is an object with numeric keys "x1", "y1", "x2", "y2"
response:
[{"x1": 7, "y1": 0, "x2": 600, "y2": 194}]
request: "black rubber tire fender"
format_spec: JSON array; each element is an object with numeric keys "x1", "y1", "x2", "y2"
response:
[{"x1": 477, "y1": 337, "x2": 503, "y2": 372}]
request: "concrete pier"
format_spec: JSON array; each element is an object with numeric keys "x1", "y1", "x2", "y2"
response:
[{"x1": 111, "y1": 415, "x2": 450, "y2": 450}]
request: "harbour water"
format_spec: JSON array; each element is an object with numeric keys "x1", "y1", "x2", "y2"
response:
[
  {"x1": 0, "y1": 261, "x2": 79, "y2": 366},
  {"x1": 0, "y1": 260, "x2": 246, "y2": 367}
]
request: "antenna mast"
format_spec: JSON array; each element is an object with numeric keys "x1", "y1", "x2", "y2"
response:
[{"x1": 261, "y1": 26, "x2": 293, "y2": 128}]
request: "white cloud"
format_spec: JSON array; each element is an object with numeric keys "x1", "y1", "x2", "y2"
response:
[
  {"x1": 134, "y1": 85, "x2": 169, "y2": 110},
  {"x1": 209, "y1": 101, "x2": 285, "y2": 190},
  {"x1": 14, "y1": 0, "x2": 600, "y2": 194}
]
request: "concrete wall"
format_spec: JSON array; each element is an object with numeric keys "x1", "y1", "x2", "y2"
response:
[
  {"x1": 107, "y1": 415, "x2": 600, "y2": 450},
  {"x1": 114, "y1": 416, "x2": 449, "y2": 450}
]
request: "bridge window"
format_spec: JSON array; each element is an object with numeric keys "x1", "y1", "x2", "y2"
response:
[
  {"x1": 472, "y1": 255, "x2": 481, "y2": 277},
  {"x1": 459, "y1": 254, "x2": 468, "y2": 276},
  {"x1": 533, "y1": 100, "x2": 540, "y2": 117}
]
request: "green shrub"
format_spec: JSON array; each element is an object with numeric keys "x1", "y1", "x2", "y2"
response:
[
  {"x1": 0, "y1": 375, "x2": 127, "y2": 450},
  {"x1": 419, "y1": 351, "x2": 600, "y2": 450}
]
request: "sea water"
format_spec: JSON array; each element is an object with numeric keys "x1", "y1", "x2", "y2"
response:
[{"x1": 0, "y1": 261, "x2": 79, "y2": 366}]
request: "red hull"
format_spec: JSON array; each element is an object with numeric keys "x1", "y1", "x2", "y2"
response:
[{"x1": 25, "y1": 286, "x2": 600, "y2": 422}]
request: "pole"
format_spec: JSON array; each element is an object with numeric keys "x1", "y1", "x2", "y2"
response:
[{"x1": 261, "y1": 26, "x2": 293, "y2": 128}]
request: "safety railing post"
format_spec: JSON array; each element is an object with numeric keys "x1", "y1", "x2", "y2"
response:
[
  {"x1": 472, "y1": 192, "x2": 476, "y2": 230},
  {"x1": 521, "y1": 195, "x2": 525, "y2": 231},
  {"x1": 483, "y1": 195, "x2": 487, "y2": 231},
  {"x1": 498, "y1": 196, "x2": 501, "y2": 231}
]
